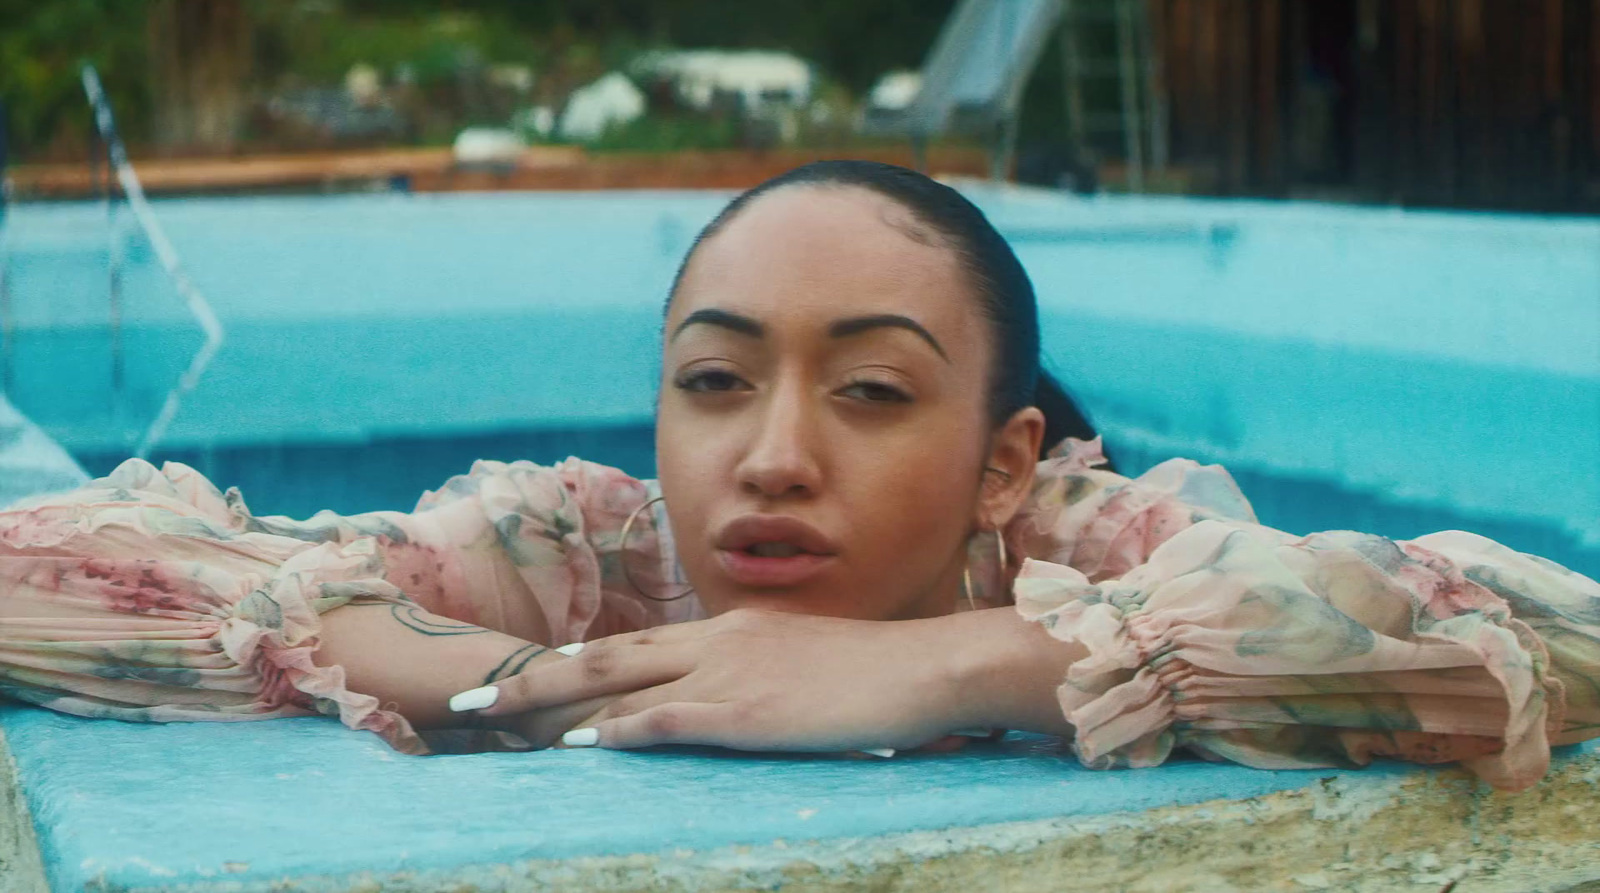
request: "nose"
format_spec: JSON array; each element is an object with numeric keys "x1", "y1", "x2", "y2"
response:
[{"x1": 735, "y1": 379, "x2": 823, "y2": 498}]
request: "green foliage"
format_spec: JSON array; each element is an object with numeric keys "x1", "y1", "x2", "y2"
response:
[
  {"x1": 337, "y1": 0, "x2": 955, "y2": 89},
  {"x1": 0, "y1": 0, "x2": 960, "y2": 162},
  {"x1": 584, "y1": 112, "x2": 740, "y2": 153},
  {"x1": 0, "y1": 0, "x2": 150, "y2": 159},
  {"x1": 254, "y1": 5, "x2": 542, "y2": 87}
]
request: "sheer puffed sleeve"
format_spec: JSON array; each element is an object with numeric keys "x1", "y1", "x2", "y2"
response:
[
  {"x1": 387, "y1": 457, "x2": 700, "y2": 642},
  {"x1": 1008, "y1": 441, "x2": 1599, "y2": 791},
  {"x1": 0, "y1": 457, "x2": 694, "y2": 753},
  {"x1": 1007, "y1": 437, "x2": 1259, "y2": 583}
]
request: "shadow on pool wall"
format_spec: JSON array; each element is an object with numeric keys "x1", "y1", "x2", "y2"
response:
[{"x1": 75, "y1": 424, "x2": 660, "y2": 518}]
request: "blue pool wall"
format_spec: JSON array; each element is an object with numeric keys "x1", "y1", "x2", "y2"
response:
[
  {"x1": 4, "y1": 187, "x2": 1596, "y2": 577},
  {"x1": 0, "y1": 395, "x2": 87, "y2": 506}
]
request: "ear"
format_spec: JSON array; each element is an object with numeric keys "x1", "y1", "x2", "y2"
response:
[{"x1": 976, "y1": 406, "x2": 1045, "y2": 531}]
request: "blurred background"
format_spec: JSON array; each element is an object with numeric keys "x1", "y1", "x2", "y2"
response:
[
  {"x1": 0, "y1": 0, "x2": 1596, "y2": 578},
  {"x1": 3, "y1": 0, "x2": 1600, "y2": 204},
  {"x1": 4, "y1": 0, "x2": 1599, "y2": 205}
]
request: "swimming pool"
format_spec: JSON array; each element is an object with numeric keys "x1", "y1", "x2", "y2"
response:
[{"x1": 3, "y1": 185, "x2": 1596, "y2": 576}]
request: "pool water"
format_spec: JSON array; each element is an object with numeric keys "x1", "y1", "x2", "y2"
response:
[{"x1": 3, "y1": 186, "x2": 1596, "y2": 575}]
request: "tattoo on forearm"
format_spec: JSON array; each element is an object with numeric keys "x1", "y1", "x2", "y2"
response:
[
  {"x1": 383, "y1": 603, "x2": 490, "y2": 636},
  {"x1": 483, "y1": 643, "x2": 548, "y2": 685}
]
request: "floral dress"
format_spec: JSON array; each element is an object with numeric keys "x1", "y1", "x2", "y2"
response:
[{"x1": 1, "y1": 438, "x2": 1595, "y2": 792}]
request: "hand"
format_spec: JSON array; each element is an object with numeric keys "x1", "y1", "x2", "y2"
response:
[
  {"x1": 458, "y1": 608, "x2": 978, "y2": 753},
  {"x1": 494, "y1": 688, "x2": 619, "y2": 750}
]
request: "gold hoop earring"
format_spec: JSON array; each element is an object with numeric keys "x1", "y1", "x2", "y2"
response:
[
  {"x1": 619, "y1": 496, "x2": 694, "y2": 603},
  {"x1": 960, "y1": 528, "x2": 1011, "y2": 611}
]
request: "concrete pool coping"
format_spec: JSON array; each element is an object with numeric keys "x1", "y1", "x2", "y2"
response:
[{"x1": 4, "y1": 706, "x2": 1600, "y2": 893}]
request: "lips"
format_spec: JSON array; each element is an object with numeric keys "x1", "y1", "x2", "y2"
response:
[{"x1": 713, "y1": 514, "x2": 839, "y2": 588}]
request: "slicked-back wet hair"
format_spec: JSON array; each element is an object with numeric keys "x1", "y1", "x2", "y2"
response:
[{"x1": 668, "y1": 160, "x2": 1110, "y2": 466}]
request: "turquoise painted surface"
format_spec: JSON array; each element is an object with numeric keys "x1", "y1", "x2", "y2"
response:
[{"x1": 0, "y1": 704, "x2": 1433, "y2": 891}]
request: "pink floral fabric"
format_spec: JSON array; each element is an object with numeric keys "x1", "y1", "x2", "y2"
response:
[
  {"x1": 0, "y1": 457, "x2": 698, "y2": 754},
  {"x1": 1009, "y1": 440, "x2": 1599, "y2": 792},
  {"x1": 2, "y1": 440, "x2": 1597, "y2": 791}
]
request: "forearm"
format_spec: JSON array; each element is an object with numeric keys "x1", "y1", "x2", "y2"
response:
[
  {"x1": 313, "y1": 600, "x2": 569, "y2": 735},
  {"x1": 936, "y1": 607, "x2": 1084, "y2": 737}
]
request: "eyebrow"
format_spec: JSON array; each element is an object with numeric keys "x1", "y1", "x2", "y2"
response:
[
  {"x1": 672, "y1": 309, "x2": 949, "y2": 362},
  {"x1": 828, "y1": 314, "x2": 949, "y2": 361},
  {"x1": 672, "y1": 308, "x2": 764, "y2": 340}
]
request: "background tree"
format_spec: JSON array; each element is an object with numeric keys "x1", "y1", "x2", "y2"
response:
[{"x1": 146, "y1": 0, "x2": 253, "y2": 154}]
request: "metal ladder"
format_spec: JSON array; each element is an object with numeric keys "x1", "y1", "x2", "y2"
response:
[
  {"x1": 0, "y1": 91, "x2": 136, "y2": 440},
  {"x1": 80, "y1": 65, "x2": 224, "y2": 458},
  {"x1": 1057, "y1": 0, "x2": 1168, "y2": 191}
]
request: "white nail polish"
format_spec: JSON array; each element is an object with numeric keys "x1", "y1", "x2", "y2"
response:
[
  {"x1": 862, "y1": 747, "x2": 896, "y2": 758},
  {"x1": 448, "y1": 686, "x2": 499, "y2": 712},
  {"x1": 555, "y1": 642, "x2": 585, "y2": 656},
  {"x1": 562, "y1": 728, "x2": 599, "y2": 747}
]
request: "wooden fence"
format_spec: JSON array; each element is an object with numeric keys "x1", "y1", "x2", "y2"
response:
[{"x1": 1151, "y1": 0, "x2": 1600, "y2": 212}]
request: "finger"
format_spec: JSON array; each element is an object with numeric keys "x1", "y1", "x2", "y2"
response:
[
  {"x1": 569, "y1": 614, "x2": 723, "y2": 653},
  {"x1": 562, "y1": 709, "x2": 609, "y2": 741},
  {"x1": 569, "y1": 702, "x2": 740, "y2": 750},
  {"x1": 556, "y1": 681, "x2": 690, "y2": 745},
  {"x1": 505, "y1": 694, "x2": 615, "y2": 749},
  {"x1": 474, "y1": 640, "x2": 693, "y2": 717}
]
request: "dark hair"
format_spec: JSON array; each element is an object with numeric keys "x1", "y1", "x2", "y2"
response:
[{"x1": 668, "y1": 160, "x2": 1110, "y2": 467}]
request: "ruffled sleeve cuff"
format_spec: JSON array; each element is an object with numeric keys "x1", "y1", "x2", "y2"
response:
[
  {"x1": 217, "y1": 537, "x2": 431, "y2": 755},
  {"x1": 1, "y1": 458, "x2": 432, "y2": 754},
  {"x1": 1012, "y1": 520, "x2": 1562, "y2": 792}
]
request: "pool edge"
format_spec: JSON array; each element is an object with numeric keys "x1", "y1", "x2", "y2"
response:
[
  {"x1": 0, "y1": 725, "x2": 49, "y2": 893},
  {"x1": 83, "y1": 747, "x2": 1600, "y2": 893}
]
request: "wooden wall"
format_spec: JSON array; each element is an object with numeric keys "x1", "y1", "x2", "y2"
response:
[{"x1": 1151, "y1": 0, "x2": 1600, "y2": 212}]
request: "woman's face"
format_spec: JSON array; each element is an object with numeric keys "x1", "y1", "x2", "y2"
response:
[{"x1": 656, "y1": 185, "x2": 1038, "y2": 621}]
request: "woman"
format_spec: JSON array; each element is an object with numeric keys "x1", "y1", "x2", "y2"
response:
[{"x1": 2, "y1": 161, "x2": 1596, "y2": 792}]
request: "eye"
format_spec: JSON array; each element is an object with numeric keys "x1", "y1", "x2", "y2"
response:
[
  {"x1": 673, "y1": 368, "x2": 751, "y2": 393},
  {"x1": 839, "y1": 380, "x2": 912, "y2": 404}
]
